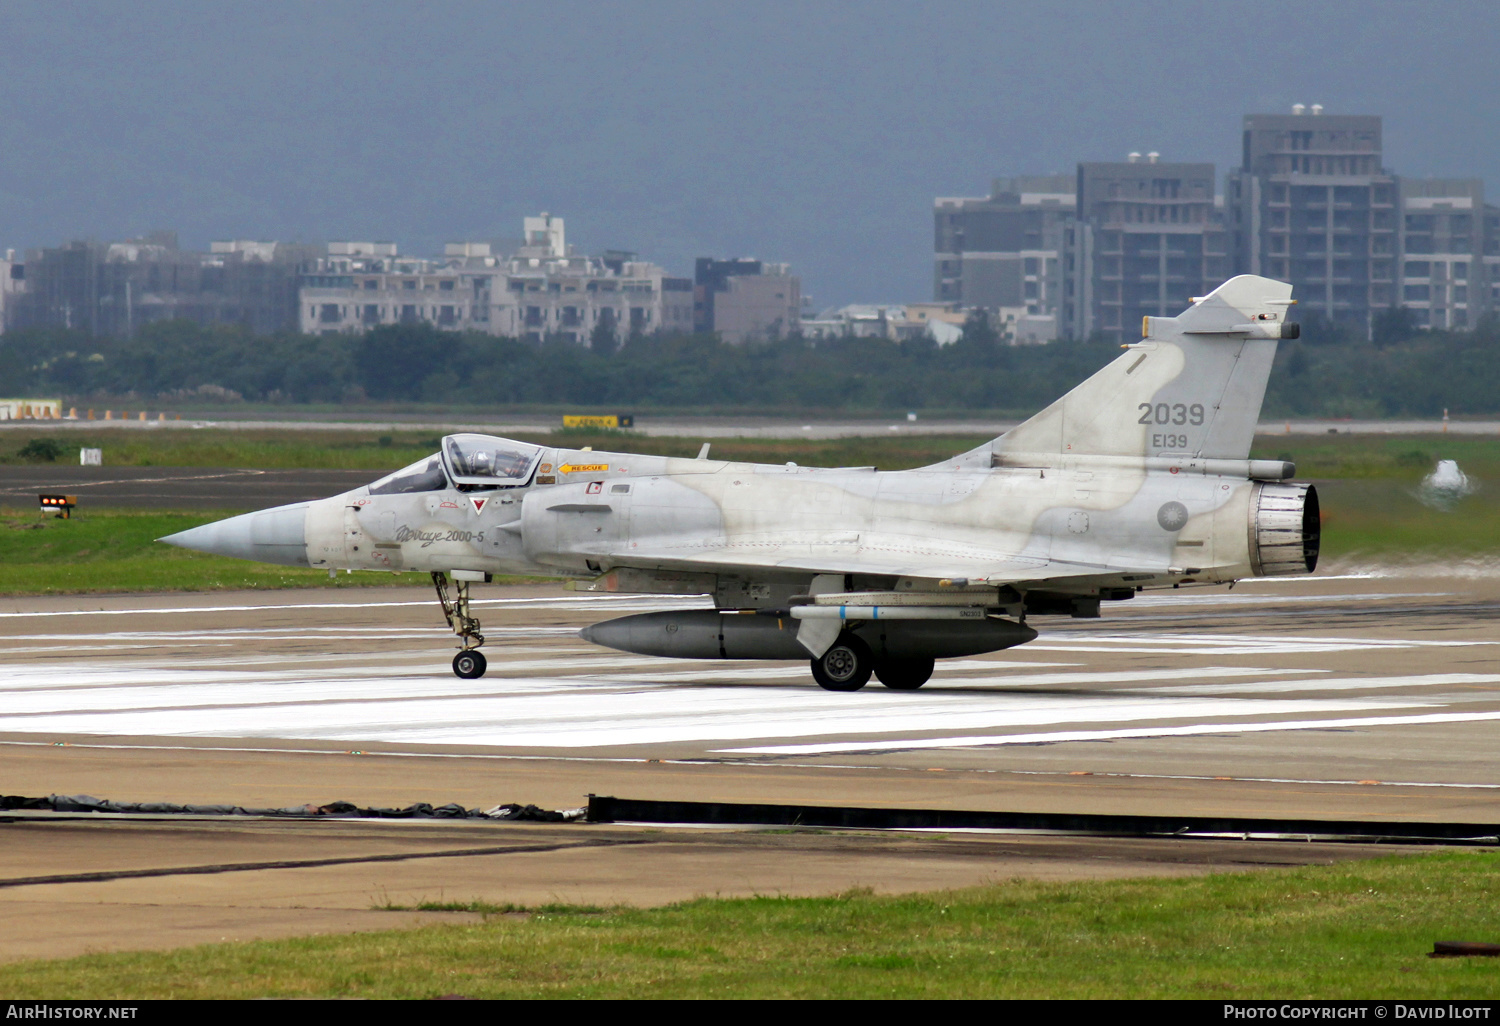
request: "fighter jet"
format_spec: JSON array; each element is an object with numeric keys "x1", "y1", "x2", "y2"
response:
[{"x1": 161, "y1": 275, "x2": 1317, "y2": 690}]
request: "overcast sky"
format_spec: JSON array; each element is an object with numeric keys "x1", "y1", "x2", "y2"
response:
[{"x1": 1, "y1": 0, "x2": 1496, "y2": 307}]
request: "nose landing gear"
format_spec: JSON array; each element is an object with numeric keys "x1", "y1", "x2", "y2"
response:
[
  {"x1": 452, "y1": 649, "x2": 487, "y2": 679},
  {"x1": 433, "y1": 571, "x2": 487, "y2": 678}
]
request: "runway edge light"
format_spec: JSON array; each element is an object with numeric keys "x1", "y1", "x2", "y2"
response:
[{"x1": 39, "y1": 494, "x2": 77, "y2": 519}]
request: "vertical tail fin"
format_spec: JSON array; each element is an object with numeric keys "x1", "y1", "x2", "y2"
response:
[{"x1": 994, "y1": 275, "x2": 1296, "y2": 461}]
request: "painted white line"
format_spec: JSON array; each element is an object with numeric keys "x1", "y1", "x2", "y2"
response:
[
  {"x1": 0, "y1": 631, "x2": 455, "y2": 643},
  {"x1": 0, "y1": 594, "x2": 705, "y2": 620},
  {"x1": 0, "y1": 686, "x2": 1424, "y2": 748},
  {"x1": 719, "y1": 710, "x2": 1500, "y2": 755},
  {"x1": 917, "y1": 666, "x2": 1318, "y2": 688},
  {"x1": 0, "y1": 644, "x2": 215, "y2": 656},
  {"x1": 1030, "y1": 645, "x2": 1396, "y2": 655},
  {"x1": 1035, "y1": 633, "x2": 1483, "y2": 648},
  {"x1": 1139, "y1": 673, "x2": 1500, "y2": 695},
  {"x1": 0, "y1": 662, "x2": 1309, "y2": 699},
  {"x1": 1129, "y1": 592, "x2": 1449, "y2": 608}
]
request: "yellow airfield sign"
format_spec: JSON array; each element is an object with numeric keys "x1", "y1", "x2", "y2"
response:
[{"x1": 562, "y1": 414, "x2": 634, "y2": 429}]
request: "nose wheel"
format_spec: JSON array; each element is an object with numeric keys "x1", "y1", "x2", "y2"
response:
[
  {"x1": 433, "y1": 571, "x2": 487, "y2": 678},
  {"x1": 453, "y1": 649, "x2": 488, "y2": 679}
]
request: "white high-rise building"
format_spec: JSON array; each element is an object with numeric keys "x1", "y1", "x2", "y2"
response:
[{"x1": 298, "y1": 216, "x2": 693, "y2": 343}]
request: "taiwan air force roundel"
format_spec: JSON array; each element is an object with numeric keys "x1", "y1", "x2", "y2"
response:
[{"x1": 1156, "y1": 501, "x2": 1189, "y2": 531}]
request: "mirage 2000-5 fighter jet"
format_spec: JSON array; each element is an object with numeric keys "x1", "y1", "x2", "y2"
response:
[{"x1": 161, "y1": 275, "x2": 1317, "y2": 691}]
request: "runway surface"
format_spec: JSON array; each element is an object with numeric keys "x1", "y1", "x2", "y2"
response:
[
  {"x1": 3, "y1": 571, "x2": 1498, "y2": 961},
  {"x1": 5, "y1": 573, "x2": 1500, "y2": 808}
]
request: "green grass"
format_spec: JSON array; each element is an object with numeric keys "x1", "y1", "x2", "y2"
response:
[
  {"x1": 0, "y1": 427, "x2": 994, "y2": 472},
  {"x1": 2, "y1": 431, "x2": 1496, "y2": 596},
  {"x1": 8, "y1": 425, "x2": 1498, "y2": 480},
  {"x1": 0, "y1": 507, "x2": 432, "y2": 594},
  {"x1": 1314, "y1": 481, "x2": 1500, "y2": 561},
  {"x1": 1250, "y1": 434, "x2": 1500, "y2": 482},
  {"x1": 2, "y1": 852, "x2": 1497, "y2": 999},
  {"x1": 0, "y1": 429, "x2": 452, "y2": 471},
  {"x1": 1246, "y1": 436, "x2": 1500, "y2": 562}
]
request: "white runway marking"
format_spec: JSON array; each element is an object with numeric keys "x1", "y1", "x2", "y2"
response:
[
  {"x1": 1129, "y1": 591, "x2": 1449, "y2": 608},
  {"x1": 1039, "y1": 633, "x2": 1478, "y2": 648},
  {"x1": 0, "y1": 594, "x2": 702, "y2": 620},
  {"x1": 720, "y1": 710, "x2": 1500, "y2": 756},
  {"x1": 1141, "y1": 674, "x2": 1500, "y2": 695},
  {"x1": 0, "y1": 660, "x2": 1303, "y2": 696},
  {"x1": 5, "y1": 588, "x2": 1499, "y2": 765},
  {"x1": 0, "y1": 657, "x2": 1428, "y2": 747},
  {"x1": 1029, "y1": 632, "x2": 1491, "y2": 655},
  {"x1": 917, "y1": 666, "x2": 1317, "y2": 687}
]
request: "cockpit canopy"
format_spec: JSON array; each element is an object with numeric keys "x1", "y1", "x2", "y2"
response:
[
  {"x1": 366, "y1": 455, "x2": 446, "y2": 495},
  {"x1": 365, "y1": 434, "x2": 543, "y2": 495},
  {"x1": 443, "y1": 433, "x2": 543, "y2": 488}
]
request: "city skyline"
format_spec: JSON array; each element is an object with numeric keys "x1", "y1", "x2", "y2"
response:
[{"x1": 1, "y1": 1, "x2": 1497, "y2": 308}]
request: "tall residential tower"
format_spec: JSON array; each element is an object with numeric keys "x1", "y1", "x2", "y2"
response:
[{"x1": 1228, "y1": 109, "x2": 1397, "y2": 334}]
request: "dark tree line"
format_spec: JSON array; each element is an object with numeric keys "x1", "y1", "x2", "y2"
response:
[{"x1": 2, "y1": 314, "x2": 1498, "y2": 418}]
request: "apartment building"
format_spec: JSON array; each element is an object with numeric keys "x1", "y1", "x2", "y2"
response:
[
  {"x1": 1069, "y1": 157, "x2": 1230, "y2": 344},
  {"x1": 0, "y1": 249, "x2": 22, "y2": 331},
  {"x1": 933, "y1": 175, "x2": 1073, "y2": 342},
  {"x1": 1228, "y1": 108, "x2": 1398, "y2": 333},
  {"x1": 1398, "y1": 178, "x2": 1487, "y2": 329},
  {"x1": 693, "y1": 258, "x2": 801, "y2": 343},
  {"x1": 300, "y1": 216, "x2": 693, "y2": 344},
  {"x1": 8, "y1": 233, "x2": 316, "y2": 336}
]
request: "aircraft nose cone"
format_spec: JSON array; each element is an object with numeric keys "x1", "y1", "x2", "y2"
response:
[{"x1": 158, "y1": 503, "x2": 311, "y2": 567}]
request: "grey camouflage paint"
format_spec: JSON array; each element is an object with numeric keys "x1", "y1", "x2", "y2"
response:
[{"x1": 163, "y1": 275, "x2": 1316, "y2": 667}]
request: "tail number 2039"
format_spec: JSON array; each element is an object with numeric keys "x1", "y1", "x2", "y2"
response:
[{"x1": 1138, "y1": 403, "x2": 1205, "y2": 426}]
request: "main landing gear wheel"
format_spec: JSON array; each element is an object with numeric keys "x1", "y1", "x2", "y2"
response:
[
  {"x1": 453, "y1": 649, "x2": 488, "y2": 679},
  {"x1": 875, "y1": 656, "x2": 935, "y2": 691},
  {"x1": 811, "y1": 634, "x2": 873, "y2": 692}
]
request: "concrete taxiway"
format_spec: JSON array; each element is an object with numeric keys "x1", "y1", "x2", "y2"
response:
[{"x1": 2, "y1": 571, "x2": 1498, "y2": 961}]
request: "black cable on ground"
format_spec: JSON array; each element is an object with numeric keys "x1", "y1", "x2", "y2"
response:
[
  {"x1": 0, "y1": 794, "x2": 584, "y2": 821},
  {"x1": 585, "y1": 795, "x2": 1500, "y2": 846}
]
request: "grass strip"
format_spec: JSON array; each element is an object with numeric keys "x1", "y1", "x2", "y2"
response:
[
  {"x1": 1, "y1": 851, "x2": 1497, "y2": 999},
  {"x1": 4, "y1": 429, "x2": 1499, "y2": 596},
  {"x1": 6, "y1": 426, "x2": 1500, "y2": 479},
  {"x1": 0, "y1": 507, "x2": 467, "y2": 595},
  {"x1": 0, "y1": 428, "x2": 998, "y2": 473}
]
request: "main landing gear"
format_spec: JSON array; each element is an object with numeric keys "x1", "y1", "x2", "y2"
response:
[
  {"x1": 810, "y1": 634, "x2": 935, "y2": 692},
  {"x1": 433, "y1": 571, "x2": 487, "y2": 679}
]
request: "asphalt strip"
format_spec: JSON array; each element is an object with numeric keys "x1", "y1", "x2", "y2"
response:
[{"x1": 4, "y1": 738, "x2": 1498, "y2": 791}]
